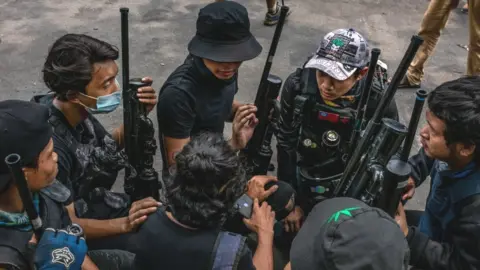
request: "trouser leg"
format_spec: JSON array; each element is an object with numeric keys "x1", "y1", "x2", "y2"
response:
[
  {"x1": 407, "y1": 0, "x2": 452, "y2": 85},
  {"x1": 467, "y1": 0, "x2": 480, "y2": 75}
]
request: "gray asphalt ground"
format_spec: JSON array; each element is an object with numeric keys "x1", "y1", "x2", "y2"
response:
[{"x1": 0, "y1": 0, "x2": 472, "y2": 210}]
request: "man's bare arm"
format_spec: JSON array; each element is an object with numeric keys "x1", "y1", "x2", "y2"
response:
[
  {"x1": 111, "y1": 125, "x2": 125, "y2": 149},
  {"x1": 66, "y1": 198, "x2": 159, "y2": 239},
  {"x1": 66, "y1": 204, "x2": 129, "y2": 239},
  {"x1": 81, "y1": 255, "x2": 99, "y2": 270},
  {"x1": 163, "y1": 136, "x2": 190, "y2": 166}
]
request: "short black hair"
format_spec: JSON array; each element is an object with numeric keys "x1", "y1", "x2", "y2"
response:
[
  {"x1": 428, "y1": 76, "x2": 480, "y2": 164},
  {"x1": 166, "y1": 132, "x2": 247, "y2": 229},
  {"x1": 42, "y1": 34, "x2": 119, "y2": 101}
]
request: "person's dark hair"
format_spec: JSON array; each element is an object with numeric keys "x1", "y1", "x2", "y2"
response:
[
  {"x1": 428, "y1": 76, "x2": 480, "y2": 164},
  {"x1": 166, "y1": 132, "x2": 247, "y2": 229},
  {"x1": 42, "y1": 34, "x2": 119, "y2": 101}
]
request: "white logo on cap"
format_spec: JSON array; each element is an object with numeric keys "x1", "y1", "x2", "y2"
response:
[{"x1": 51, "y1": 247, "x2": 75, "y2": 268}]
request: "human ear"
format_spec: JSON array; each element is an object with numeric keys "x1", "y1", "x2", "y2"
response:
[
  {"x1": 459, "y1": 143, "x2": 476, "y2": 157},
  {"x1": 66, "y1": 90, "x2": 81, "y2": 104}
]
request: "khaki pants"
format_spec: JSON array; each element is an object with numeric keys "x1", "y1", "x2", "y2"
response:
[
  {"x1": 407, "y1": 0, "x2": 480, "y2": 84},
  {"x1": 467, "y1": 0, "x2": 480, "y2": 76}
]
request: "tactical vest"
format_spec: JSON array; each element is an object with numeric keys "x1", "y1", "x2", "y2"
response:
[
  {"x1": 293, "y1": 64, "x2": 388, "y2": 203},
  {"x1": 0, "y1": 188, "x2": 71, "y2": 269}
]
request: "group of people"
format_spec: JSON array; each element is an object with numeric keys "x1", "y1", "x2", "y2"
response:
[{"x1": 1, "y1": 0, "x2": 480, "y2": 269}]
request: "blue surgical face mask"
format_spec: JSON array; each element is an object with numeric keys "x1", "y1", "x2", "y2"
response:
[{"x1": 80, "y1": 80, "x2": 122, "y2": 114}]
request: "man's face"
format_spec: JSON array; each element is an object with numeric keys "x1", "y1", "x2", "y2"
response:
[
  {"x1": 24, "y1": 139, "x2": 58, "y2": 191},
  {"x1": 76, "y1": 60, "x2": 120, "y2": 107},
  {"x1": 316, "y1": 70, "x2": 361, "y2": 101},
  {"x1": 203, "y1": 58, "x2": 243, "y2": 80},
  {"x1": 419, "y1": 109, "x2": 454, "y2": 161}
]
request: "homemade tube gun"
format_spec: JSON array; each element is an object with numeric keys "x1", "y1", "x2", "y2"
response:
[
  {"x1": 348, "y1": 48, "x2": 381, "y2": 153},
  {"x1": 244, "y1": 5, "x2": 289, "y2": 175},
  {"x1": 333, "y1": 35, "x2": 425, "y2": 217},
  {"x1": 5, "y1": 154, "x2": 44, "y2": 240},
  {"x1": 120, "y1": 8, "x2": 159, "y2": 201}
]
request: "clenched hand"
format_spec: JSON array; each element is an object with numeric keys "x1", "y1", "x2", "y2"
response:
[
  {"x1": 123, "y1": 197, "x2": 161, "y2": 233},
  {"x1": 137, "y1": 77, "x2": 157, "y2": 114},
  {"x1": 231, "y1": 104, "x2": 258, "y2": 150}
]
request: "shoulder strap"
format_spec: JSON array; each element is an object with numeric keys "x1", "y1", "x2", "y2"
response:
[
  {"x1": 300, "y1": 68, "x2": 317, "y2": 96},
  {"x1": 49, "y1": 113, "x2": 78, "y2": 152},
  {"x1": 209, "y1": 231, "x2": 246, "y2": 270}
]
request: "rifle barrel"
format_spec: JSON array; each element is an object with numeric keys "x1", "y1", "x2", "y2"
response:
[
  {"x1": 349, "y1": 48, "x2": 381, "y2": 146},
  {"x1": 120, "y1": 7, "x2": 131, "y2": 157},
  {"x1": 400, "y1": 89, "x2": 428, "y2": 161},
  {"x1": 247, "y1": 6, "x2": 289, "y2": 155},
  {"x1": 356, "y1": 48, "x2": 381, "y2": 115},
  {"x1": 5, "y1": 154, "x2": 43, "y2": 239},
  {"x1": 254, "y1": 6, "x2": 289, "y2": 106},
  {"x1": 370, "y1": 36, "x2": 424, "y2": 125},
  {"x1": 333, "y1": 35, "x2": 424, "y2": 197}
]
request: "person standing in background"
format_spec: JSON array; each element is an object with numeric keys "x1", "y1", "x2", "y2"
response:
[
  {"x1": 214, "y1": 0, "x2": 291, "y2": 26},
  {"x1": 399, "y1": 0, "x2": 479, "y2": 89}
]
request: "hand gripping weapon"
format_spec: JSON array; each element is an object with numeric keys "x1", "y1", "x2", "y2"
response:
[{"x1": 243, "y1": 5, "x2": 290, "y2": 175}]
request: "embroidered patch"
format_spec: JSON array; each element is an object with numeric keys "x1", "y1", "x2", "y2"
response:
[
  {"x1": 327, "y1": 207, "x2": 361, "y2": 223},
  {"x1": 51, "y1": 247, "x2": 75, "y2": 268}
]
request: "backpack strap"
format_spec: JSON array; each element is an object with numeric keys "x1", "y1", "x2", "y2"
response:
[{"x1": 209, "y1": 231, "x2": 246, "y2": 270}]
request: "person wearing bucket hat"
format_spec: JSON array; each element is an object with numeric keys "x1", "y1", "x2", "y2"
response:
[
  {"x1": 275, "y1": 28, "x2": 399, "y2": 233},
  {"x1": 286, "y1": 197, "x2": 410, "y2": 270},
  {"x1": 0, "y1": 100, "x2": 93, "y2": 269},
  {"x1": 157, "y1": 1, "x2": 263, "y2": 173}
]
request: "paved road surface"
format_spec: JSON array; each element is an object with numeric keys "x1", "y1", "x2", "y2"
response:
[{"x1": 0, "y1": 0, "x2": 472, "y2": 210}]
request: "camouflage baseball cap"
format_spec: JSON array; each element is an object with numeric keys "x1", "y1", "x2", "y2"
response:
[{"x1": 305, "y1": 28, "x2": 370, "y2": 81}]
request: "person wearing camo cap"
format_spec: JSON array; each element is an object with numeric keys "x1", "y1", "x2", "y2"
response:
[{"x1": 275, "y1": 28, "x2": 399, "y2": 236}]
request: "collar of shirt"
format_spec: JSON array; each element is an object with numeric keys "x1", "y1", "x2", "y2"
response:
[{"x1": 438, "y1": 161, "x2": 477, "y2": 180}]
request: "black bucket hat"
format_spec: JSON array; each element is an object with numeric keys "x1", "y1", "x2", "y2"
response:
[{"x1": 188, "y1": 1, "x2": 262, "y2": 62}]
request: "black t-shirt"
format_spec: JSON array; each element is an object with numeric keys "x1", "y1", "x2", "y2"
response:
[
  {"x1": 156, "y1": 55, "x2": 238, "y2": 139},
  {"x1": 131, "y1": 209, "x2": 256, "y2": 270}
]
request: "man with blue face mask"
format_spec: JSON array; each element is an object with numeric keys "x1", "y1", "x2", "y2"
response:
[{"x1": 31, "y1": 34, "x2": 161, "y2": 263}]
